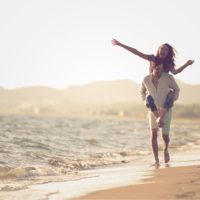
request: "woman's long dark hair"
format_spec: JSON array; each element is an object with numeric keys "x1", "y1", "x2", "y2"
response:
[{"x1": 155, "y1": 43, "x2": 177, "y2": 73}]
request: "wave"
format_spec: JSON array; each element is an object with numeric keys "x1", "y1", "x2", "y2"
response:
[
  {"x1": 47, "y1": 149, "x2": 149, "y2": 171},
  {"x1": 0, "y1": 166, "x2": 55, "y2": 180},
  {"x1": 0, "y1": 149, "x2": 149, "y2": 181},
  {"x1": 0, "y1": 150, "x2": 143, "y2": 192}
]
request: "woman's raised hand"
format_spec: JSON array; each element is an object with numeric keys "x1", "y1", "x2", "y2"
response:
[
  {"x1": 111, "y1": 39, "x2": 121, "y2": 46},
  {"x1": 186, "y1": 60, "x2": 194, "y2": 66}
]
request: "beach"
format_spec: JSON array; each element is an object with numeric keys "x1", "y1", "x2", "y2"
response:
[
  {"x1": 71, "y1": 149, "x2": 200, "y2": 200},
  {"x1": 1, "y1": 149, "x2": 200, "y2": 200},
  {"x1": 73, "y1": 164, "x2": 200, "y2": 200}
]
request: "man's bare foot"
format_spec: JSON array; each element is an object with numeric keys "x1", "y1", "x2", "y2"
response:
[
  {"x1": 156, "y1": 117, "x2": 164, "y2": 128},
  {"x1": 164, "y1": 150, "x2": 170, "y2": 163},
  {"x1": 155, "y1": 158, "x2": 160, "y2": 165},
  {"x1": 150, "y1": 159, "x2": 160, "y2": 168},
  {"x1": 152, "y1": 160, "x2": 160, "y2": 168}
]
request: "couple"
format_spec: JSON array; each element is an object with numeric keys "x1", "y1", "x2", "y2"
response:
[{"x1": 112, "y1": 39, "x2": 194, "y2": 165}]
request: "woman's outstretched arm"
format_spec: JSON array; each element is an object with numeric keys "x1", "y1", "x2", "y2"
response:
[
  {"x1": 170, "y1": 60, "x2": 194, "y2": 75},
  {"x1": 111, "y1": 39, "x2": 150, "y2": 60}
]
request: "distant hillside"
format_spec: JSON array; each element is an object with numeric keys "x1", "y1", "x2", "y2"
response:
[
  {"x1": 64, "y1": 79, "x2": 200, "y2": 105},
  {"x1": 64, "y1": 80, "x2": 141, "y2": 104},
  {"x1": 176, "y1": 80, "x2": 200, "y2": 104},
  {"x1": 0, "y1": 79, "x2": 199, "y2": 116}
]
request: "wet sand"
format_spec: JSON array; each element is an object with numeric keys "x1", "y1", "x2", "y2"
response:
[{"x1": 73, "y1": 164, "x2": 200, "y2": 200}]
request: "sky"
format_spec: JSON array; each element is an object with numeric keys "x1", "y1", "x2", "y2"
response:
[{"x1": 0, "y1": 0, "x2": 199, "y2": 89}]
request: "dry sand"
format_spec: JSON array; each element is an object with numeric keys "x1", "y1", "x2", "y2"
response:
[{"x1": 73, "y1": 165, "x2": 200, "y2": 200}]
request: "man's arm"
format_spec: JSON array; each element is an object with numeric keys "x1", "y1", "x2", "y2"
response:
[
  {"x1": 112, "y1": 39, "x2": 150, "y2": 60},
  {"x1": 169, "y1": 76, "x2": 180, "y2": 101},
  {"x1": 140, "y1": 82, "x2": 147, "y2": 101}
]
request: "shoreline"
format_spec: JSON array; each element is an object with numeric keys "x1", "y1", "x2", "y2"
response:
[
  {"x1": 73, "y1": 165, "x2": 200, "y2": 200},
  {"x1": 71, "y1": 149, "x2": 200, "y2": 200},
  {"x1": 0, "y1": 149, "x2": 200, "y2": 200},
  {"x1": 0, "y1": 161, "x2": 154, "y2": 200}
]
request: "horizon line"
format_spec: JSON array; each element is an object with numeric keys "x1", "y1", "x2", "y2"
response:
[{"x1": 0, "y1": 78, "x2": 200, "y2": 90}]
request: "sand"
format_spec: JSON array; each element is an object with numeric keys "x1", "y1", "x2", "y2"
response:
[{"x1": 73, "y1": 165, "x2": 200, "y2": 200}]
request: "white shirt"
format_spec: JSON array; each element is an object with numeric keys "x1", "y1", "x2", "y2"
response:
[{"x1": 140, "y1": 72, "x2": 180, "y2": 108}]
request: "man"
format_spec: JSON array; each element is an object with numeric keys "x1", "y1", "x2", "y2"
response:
[{"x1": 140, "y1": 64, "x2": 180, "y2": 165}]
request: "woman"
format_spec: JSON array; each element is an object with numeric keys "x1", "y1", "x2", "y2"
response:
[
  {"x1": 111, "y1": 39, "x2": 194, "y2": 127},
  {"x1": 111, "y1": 39, "x2": 194, "y2": 74}
]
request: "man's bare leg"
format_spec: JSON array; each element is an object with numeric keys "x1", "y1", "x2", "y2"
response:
[
  {"x1": 162, "y1": 134, "x2": 170, "y2": 163},
  {"x1": 151, "y1": 129, "x2": 159, "y2": 165}
]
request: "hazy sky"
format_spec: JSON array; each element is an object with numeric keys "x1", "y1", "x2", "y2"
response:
[{"x1": 0, "y1": 0, "x2": 199, "y2": 89}]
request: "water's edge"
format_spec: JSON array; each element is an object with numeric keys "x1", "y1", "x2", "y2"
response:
[{"x1": 1, "y1": 148, "x2": 200, "y2": 200}]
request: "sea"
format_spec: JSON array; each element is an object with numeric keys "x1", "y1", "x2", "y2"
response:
[{"x1": 0, "y1": 115, "x2": 200, "y2": 197}]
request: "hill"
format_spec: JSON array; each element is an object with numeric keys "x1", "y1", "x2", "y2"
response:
[{"x1": 0, "y1": 79, "x2": 199, "y2": 116}]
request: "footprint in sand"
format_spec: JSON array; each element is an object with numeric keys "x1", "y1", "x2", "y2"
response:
[{"x1": 175, "y1": 191, "x2": 196, "y2": 199}]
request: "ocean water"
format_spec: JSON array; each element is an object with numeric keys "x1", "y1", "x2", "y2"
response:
[{"x1": 0, "y1": 115, "x2": 200, "y2": 192}]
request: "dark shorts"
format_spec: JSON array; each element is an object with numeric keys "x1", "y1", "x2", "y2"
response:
[
  {"x1": 146, "y1": 90, "x2": 175, "y2": 111},
  {"x1": 164, "y1": 90, "x2": 175, "y2": 109},
  {"x1": 146, "y1": 95, "x2": 157, "y2": 112}
]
